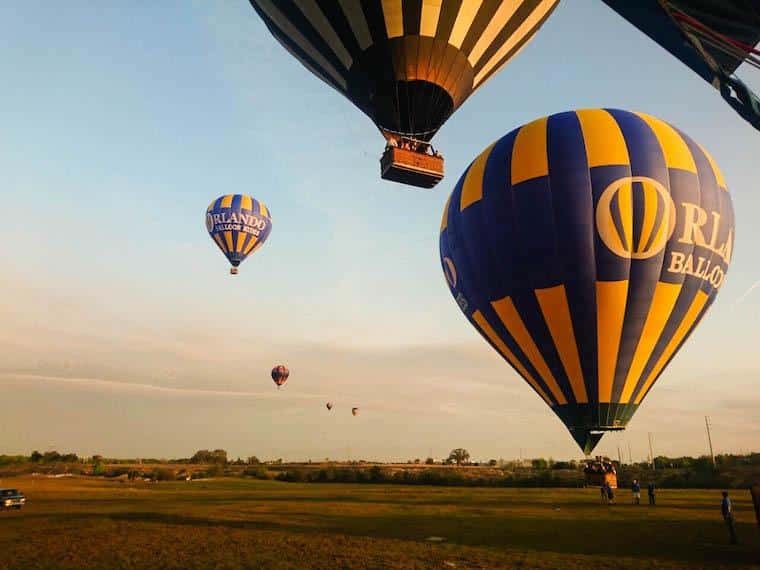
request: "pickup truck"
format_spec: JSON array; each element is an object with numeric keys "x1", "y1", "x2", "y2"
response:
[{"x1": 0, "y1": 488, "x2": 26, "y2": 510}]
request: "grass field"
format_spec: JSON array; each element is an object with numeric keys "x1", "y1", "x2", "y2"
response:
[{"x1": 0, "y1": 476, "x2": 758, "y2": 569}]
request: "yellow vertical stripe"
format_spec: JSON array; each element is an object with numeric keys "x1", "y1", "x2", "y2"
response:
[
  {"x1": 616, "y1": 180, "x2": 633, "y2": 253},
  {"x1": 575, "y1": 109, "x2": 629, "y2": 167},
  {"x1": 223, "y1": 231, "x2": 234, "y2": 252},
  {"x1": 235, "y1": 232, "x2": 247, "y2": 253},
  {"x1": 472, "y1": 0, "x2": 556, "y2": 86},
  {"x1": 294, "y1": 0, "x2": 353, "y2": 69},
  {"x1": 511, "y1": 117, "x2": 548, "y2": 185},
  {"x1": 213, "y1": 233, "x2": 228, "y2": 253},
  {"x1": 338, "y1": 0, "x2": 372, "y2": 50},
  {"x1": 243, "y1": 236, "x2": 259, "y2": 255},
  {"x1": 491, "y1": 297, "x2": 567, "y2": 404},
  {"x1": 221, "y1": 194, "x2": 234, "y2": 208},
  {"x1": 697, "y1": 143, "x2": 728, "y2": 190},
  {"x1": 420, "y1": 0, "x2": 442, "y2": 37},
  {"x1": 635, "y1": 112, "x2": 697, "y2": 173},
  {"x1": 448, "y1": 0, "x2": 482, "y2": 48},
  {"x1": 240, "y1": 195, "x2": 253, "y2": 211},
  {"x1": 634, "y1": 291, "x2": 709, "y2": 404},
  {"x1": 620, "y1": 282, "x2": 682, "y2": 403},
  {"x1": 381, "y1": 0, "x2": 404, "y2": 38},
  {"x1": 459, "y1": 142, "x2": 495, "y2": 211},
  {"x1": 440, "y1": 195, "x2": 451, "y2": 232},
  {"x1": 468, "y1": 0, "x2": 521, "y2": 66},
  {"x1": 636, "y1": 180, "x2": 658, "y2": 252},
  {"x1": 534, "y1": 285, "x2": 588, "y2": 403},
  {"x1": 596, "y1": 281, "x2": 628, "y2": 402},
  {"x1": 259, "y1": 203, "x2": 269, "y2": 218},
  {"x1": 472, "y1": 310, "x2": 553, "y2": 406}
]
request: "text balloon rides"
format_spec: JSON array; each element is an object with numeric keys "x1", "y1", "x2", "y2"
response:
[
  {"x1": 271, "y1": 365, "x2": 289, "y2": 389},
  {"x1": 249, "y1": 1, "x2": 558, "y2": 187},
  {"x1": 206, "y1": 194, "x2": 272, "y2": 275},
  {"x1": 439, "y1": 109, "x2": 734, "y2": 454}
]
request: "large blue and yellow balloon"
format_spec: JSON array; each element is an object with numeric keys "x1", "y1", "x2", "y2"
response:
[
  {"x1": 439, "y1": 109, "x2": 735, "y2": 454},
  {"x1": 206, "y1": 194, "x2": 272, "y2": 274}
]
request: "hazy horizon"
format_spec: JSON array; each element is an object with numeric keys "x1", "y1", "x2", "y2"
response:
[{"x1": 1, "y1": 2, "x2": 758, "y2": 463}]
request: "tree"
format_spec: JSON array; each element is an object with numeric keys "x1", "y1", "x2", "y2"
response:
[
  {"x1": 447, "y1": 448, "x2": 470, "y2": 466},
  {"x1": 247, "y1": 456, "x2": 260, "y2": 465},
  {"x1": 425, "y1": 457, "x2": 435, "y2": 465},
  {"x1": 531, "y1": 458, "x2": 548, "y2": 470},
  {"x1": 488, "y1": 459, "x2": 498, "y2": 467},
  {"x1": 30, "y1": 451, "x2": 43, "y2": 462}
]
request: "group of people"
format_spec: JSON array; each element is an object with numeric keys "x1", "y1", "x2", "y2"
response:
[
  {"x1": 601, "y1": 481, "x2": 740, "y2": 545},
  {"x1": 386, "y1": 136, "x2": 441, "y2": 157},
  {"x1": 599, "y1": 479, "x2": 656, "y2": 505}
]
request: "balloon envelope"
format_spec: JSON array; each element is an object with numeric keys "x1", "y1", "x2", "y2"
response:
[
  {"x1": 271, "y1": 365, "x2": 289, "y2": 387},
  {"x1": 439, "y1": 109, "x2": 734, "y2": 454},
  {"x1": 249, "y1": 0, "x2": 558, "y2": 141},
  {"x1": 326, "y1": 402, "x2": 333, "y2": 410},
  {"x1": 206, "y1": 194, "x2": 272, "y2": 273},
  {"x1": 351, "y1": 407, "x2": 359, "y2": 416}
]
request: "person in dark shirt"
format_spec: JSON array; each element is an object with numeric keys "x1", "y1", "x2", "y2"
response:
[
  {"x1": 647, "y1": 482, "x2": 656, "y2": 505},
  {"x1": 721, "y1": 491, "x2": 738, "y2": 544},
  {"x1": 632, "y1": 479, "x2": 641, "y2": 504}
]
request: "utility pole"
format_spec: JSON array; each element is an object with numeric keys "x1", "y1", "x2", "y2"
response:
[
  {"x1": 648, "y1": 433, "x2": 655, "y2": 470},
  {"x1": 627, "y1": 443, "x2": 633, "y2": 464},
  {"x1": 617, "y1": 446, "x2": 623, "y2": 466},
  {"x1": 705, "y1": 416, "x2": 716, "y2": 468}
]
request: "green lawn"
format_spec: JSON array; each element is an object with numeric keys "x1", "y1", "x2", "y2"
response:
[{"x1": 0, "y1": 476, "x2": 757, "y2": 569}]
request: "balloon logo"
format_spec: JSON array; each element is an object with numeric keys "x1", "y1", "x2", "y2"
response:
[
  {"x1": 206, "y1": 194, "x2": 272, "y2": 275},
  {"x1": 442, "y1": 257, "x2": 457, "y2": 288},
  {"x1": 595, "y1": 177, "x2": 676, "y2": 260},
  {"x1": 439, "y1": 109, "x2": 735, "y2": 454}
]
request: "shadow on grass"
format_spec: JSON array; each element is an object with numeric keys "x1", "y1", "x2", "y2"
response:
[{"x1": 18, "y1": 506, "x2": 755, "y2": 567}]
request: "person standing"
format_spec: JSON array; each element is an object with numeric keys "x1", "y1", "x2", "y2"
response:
[
  {"x1": 721, "y1": 491, "x2": 738, "y2": 544},
  {"x1": 647, "y1": 482, "x2": 656, "y2": 505},
  {"x1": 600, "y1": 483, "x2": 607, "y2": 504},
  {"x1": 606, "y1": 482, "x2": 615, "y2": 505},
  {"x1": 632, "y1": 479, "x2": 641, "y2": 505}
]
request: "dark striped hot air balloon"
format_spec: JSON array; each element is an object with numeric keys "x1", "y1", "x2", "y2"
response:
[
  {"x1": 271, "y1": 365, "x2": 290, "y2": 389},
  {"x1": 351, "y1": 407, "x2": 359, "y2": 416},
  {"x1": 326, "y1": 402, "x2": 333, "y2": 410},
  {"x1": 249, "y1": 0, "x2": 559, "y2": 187},
  {"x1": 206, "y1": 194, "x2": 272, "y2": 275},
  {"x1": 439, "y1": 109, "x2": 735, "y2": 454}
]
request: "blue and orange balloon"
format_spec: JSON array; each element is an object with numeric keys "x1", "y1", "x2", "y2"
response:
[
  {"x1": 271, "y1": 365, "x2": 289, "y2": 389},
  {"x1": 206, "y1": 194, "x2": 272, "y2": 275},
  {"x1": 440, "y1": 109, "x2": 735, "y2": 454}
]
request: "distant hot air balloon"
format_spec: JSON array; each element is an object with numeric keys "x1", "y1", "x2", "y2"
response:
[
  {"x1": 601, "y1": 1, "x2": 760, "y2": 132},
  {"x1": 271, "y1": 365, "x2": 289, "y2": 389},
  {"x1": 326, "y1": 402, "x2": 333, "y2": 411},
  {"x1": 351, "y1": 407, "x2": 359, "y2": 417},
  {"x1": 206, "y1": 194, "x2": 272, "y2": 274},
  {"x1": 439, "y1": 109, "x2": 734, "y2": 454},
  {"x1": 249, "y1": 0, "x2": 559, "y2": 188}
]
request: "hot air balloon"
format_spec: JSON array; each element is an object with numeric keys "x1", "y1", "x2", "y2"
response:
[
  {"x1": 439, "y1": 109, "x2": 734, "y2": 454},
  {"x1": 271, "y1": 365, "x2": 289, "y2": 389},
  {"x1": 206, "y1": 194, "x2": 272, "y2": 275},
  {"x1": 351, "y1": 407, "x2": 359, "y2": 417},
  {"x1": 326, "y1": 402, "x2": 333, "y2": 410},
  {"x1": 601, "y1": 1, "x2": 760, "y2": 132},
  {"x1": 249, "y1": 0, "x2": 559, "y2": 188}
]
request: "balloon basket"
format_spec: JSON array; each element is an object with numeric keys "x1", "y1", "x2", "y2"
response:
[{"x1": 230, "y1": 267, "x2": 239, "y2": 275}]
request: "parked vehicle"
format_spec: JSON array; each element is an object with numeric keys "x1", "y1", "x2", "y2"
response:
[{"x1": 1, "y1": 489, "x2": 26, "y2": 510}]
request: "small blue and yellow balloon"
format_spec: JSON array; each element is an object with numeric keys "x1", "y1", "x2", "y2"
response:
[{"x1": 206, "y1": 194, "x2": 272, "y2": 275}]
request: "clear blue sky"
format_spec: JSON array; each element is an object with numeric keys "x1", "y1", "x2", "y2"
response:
[{"x1": 1, "y1": 1, "x2": 758, "y2": 461}]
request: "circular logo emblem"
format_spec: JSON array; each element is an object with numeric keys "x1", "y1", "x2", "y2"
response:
[
  {"x1": 442, "y1": 256, "x2": 457, "y2": 288},
  {"x1": 205, "y1": 212, "x2": 214, "y2": 233},
  {"x1": 595, "y1": 176, "x2": 676, "y2": 259}
]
